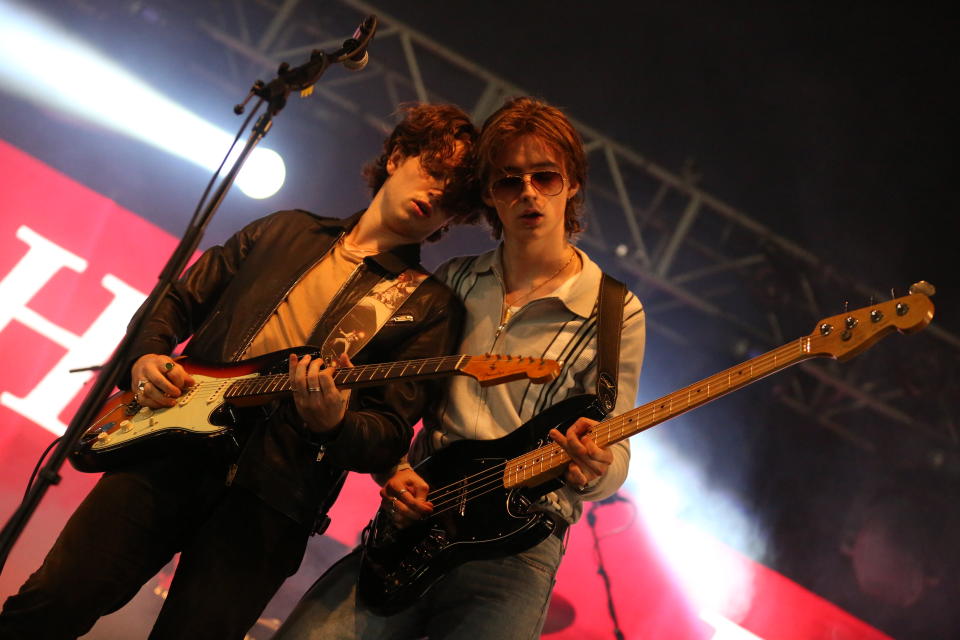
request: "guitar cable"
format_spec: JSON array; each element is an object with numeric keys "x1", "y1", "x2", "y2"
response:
[
  {"x1": 587, "y1": 495, "x2": 636, "y2": 640},
  {"x1": 23, "y1": 437, "x2": 62, "y2": 501}
]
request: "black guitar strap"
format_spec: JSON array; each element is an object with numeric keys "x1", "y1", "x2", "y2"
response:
[
  {"x1": 596, "y1": 273, "x2": 627, "y2": 415},
  {"x1": 317, "y1": 267, "x2": 429, "y2": 360}
]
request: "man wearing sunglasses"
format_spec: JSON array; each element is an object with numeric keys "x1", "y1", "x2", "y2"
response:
[{"x1": 274, "y1": 97, "x2": 645, "y2": 639}]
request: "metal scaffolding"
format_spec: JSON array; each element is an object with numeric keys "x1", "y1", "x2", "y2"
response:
[{"x1": 123, "y1": 0, "x2": 960, "y2": 472}]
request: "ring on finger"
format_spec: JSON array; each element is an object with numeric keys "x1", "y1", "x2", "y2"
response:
[
  {"x1": 307, "y1": 387, "x2": 322, "y2": 392},
  {"x1": 397, "y1": 489, "x2": 409, "y2": 497}
]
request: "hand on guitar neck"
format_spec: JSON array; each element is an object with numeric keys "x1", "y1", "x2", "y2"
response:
[
  {"x1": 131, "y1": 354, "x2": 197, "y2": 409},
  {"x1": 547, "y1": 417, "x2": 612, "y2": 492},
  {"x1": 289, "y1": 352, "x2": 353, "y2": 435}
]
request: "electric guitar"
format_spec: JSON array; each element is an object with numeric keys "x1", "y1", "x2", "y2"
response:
[
  {"x1": 70, "y1": 348, "x2": 560, "y2": 473},
  {"x1": 358, "y1": 285, "x2": 936, "y2": 614}
]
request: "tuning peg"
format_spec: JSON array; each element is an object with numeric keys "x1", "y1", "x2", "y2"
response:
[
  {"x1": 890, "y1": 288, "x2": 896, "y2": 300},
  {"x1": 909, "y1": 281, "x2": 936, "y2": 296}
]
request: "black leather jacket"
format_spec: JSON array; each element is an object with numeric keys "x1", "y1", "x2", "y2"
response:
[{"x1": 125, "y1": 209, "x2": 464, "y2": 526}]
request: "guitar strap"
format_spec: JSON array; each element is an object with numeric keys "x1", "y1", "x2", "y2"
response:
[
  {"x1": 316, "y1": 267, "x2": 429, "y2": 360},
  {"x1": 309, "y1": 267, "x2": 428, "y2": 535},
  {"x1": 595, "y1": 273, "x2": 627, "y2": 415}
]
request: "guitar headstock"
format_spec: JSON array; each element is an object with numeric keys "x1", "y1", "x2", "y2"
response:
[
  {"x1": 806, "y1": 282, "x2": 935, "y2": 361},
  {"x1": 459, "y1": 355, "x2": 561, "y2": 386}
]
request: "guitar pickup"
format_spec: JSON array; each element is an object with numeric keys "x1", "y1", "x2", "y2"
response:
[
  {"x1": 178, "y1": 386, "x2": 198, "y2": 407},
  {"x1": 207, "y1": 381, "x2": 230, "y2": 405}
]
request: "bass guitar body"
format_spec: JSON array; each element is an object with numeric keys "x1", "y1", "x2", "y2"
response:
[
  {"x1": 358, "y1": 394, "x2": 603, "y2": 614},
  {"x1": 359, "y1": 286, "x2": 938, "y2": 614}
]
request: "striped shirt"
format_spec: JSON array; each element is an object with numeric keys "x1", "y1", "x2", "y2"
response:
[{"x1": 412, "y1": 245, "x2": 645, "y2": 523}]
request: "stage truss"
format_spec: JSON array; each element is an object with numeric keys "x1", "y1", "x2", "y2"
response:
[{"x1": 58, "y1": 0, "x2": 960, "y2": 476}]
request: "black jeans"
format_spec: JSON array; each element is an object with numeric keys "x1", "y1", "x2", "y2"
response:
[{"x1": 0, "y1": 450, "x2": 311, "y2": 639}]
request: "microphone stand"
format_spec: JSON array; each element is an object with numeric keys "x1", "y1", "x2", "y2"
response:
[
  {"x1": 0, "y1": 15, "x2": 377, "y2": 571},
  {"x1": 587, "y1": 498, "x2": 627, "y2": 640}
]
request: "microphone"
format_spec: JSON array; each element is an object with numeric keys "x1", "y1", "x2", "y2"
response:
[{"x1": 341, "y1": 15, "x2": 377, "y2": 71}]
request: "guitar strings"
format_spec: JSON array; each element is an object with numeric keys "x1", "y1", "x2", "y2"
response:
[
  {"x1": 420, "y1": 339, "x2": 808, "y2": 519},
  {"x1": 147, "y1": 351, "x2": 552, "y2": 400},
  {"x1": 161, "y1": 339, "x2": 805, "y2": 520},
  {"x1": 142, "y1": 355, "x2": 471, "y2": 398},
  {"x1": 425, "y1": 443, "x2": 568, "y2": 515}
]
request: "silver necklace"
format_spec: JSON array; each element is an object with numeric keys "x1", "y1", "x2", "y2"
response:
[{"x1": 501, "y1": 248, "x2": 576, "y2": 325}]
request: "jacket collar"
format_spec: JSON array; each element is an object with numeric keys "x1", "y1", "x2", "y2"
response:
[
  {"x1": 471, "y1": 244, "x2": 601, "y2": 318},
  {"x1": 315, "y1": 210, "x2": 423, "y2": 277}
]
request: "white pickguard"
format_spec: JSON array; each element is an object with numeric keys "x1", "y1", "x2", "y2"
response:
[{"x1": 90, "y1": 372, "x2": 259, "y2": 451}]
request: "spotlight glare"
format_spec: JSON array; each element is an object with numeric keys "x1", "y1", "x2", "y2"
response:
[
  {"x1": 0, "y1": 0, "x2": 285, "y2": 199},
  {"x1": 626, "y1": 431, "x2": 765, "y2": 618},
  {"x1": 235, "y1": 148, "x2": 286, "y2": 200}
]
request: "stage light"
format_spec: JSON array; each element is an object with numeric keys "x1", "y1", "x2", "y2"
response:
[
  {"x1": 0, "y1": 0, "x2": 285, "y2": 199},
  {"x1": 626, "y1": 431, "x2": 765, "y2": 617}
]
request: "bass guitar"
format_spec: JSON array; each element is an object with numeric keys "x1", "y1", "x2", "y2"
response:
[
  {"x1": 358, "y1": 285, "x2": 936, "y2": 614},
  {"x1": 70, "y1": 348, "x2": 560, "y2": 472}
]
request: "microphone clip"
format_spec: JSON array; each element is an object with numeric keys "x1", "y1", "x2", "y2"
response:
[{"x1": 237, "y1": 15, "x2": 377, "y2": 117}]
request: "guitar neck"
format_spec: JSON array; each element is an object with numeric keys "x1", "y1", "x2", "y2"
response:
[
  {"x1": 225, "y1": 354, "x2": 469, "y2": 401},
  {"x1": 505, "y1": 337, "x2": 815, "y2": 488}
]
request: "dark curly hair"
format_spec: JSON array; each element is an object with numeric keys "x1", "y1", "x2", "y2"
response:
[
  {"x1": 474, "y1": 97, "x2": 587, "y2": 239},
  {"x1": 362, "y1": 103, "x2": 480, "y2": 240}
]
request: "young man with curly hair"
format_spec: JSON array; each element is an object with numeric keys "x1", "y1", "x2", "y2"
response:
[{"x1": 0, "y1": 103, "x2": 477, "y2": 640}]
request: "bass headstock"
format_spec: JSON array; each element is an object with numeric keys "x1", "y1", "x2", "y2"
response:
[{"x1": 806, "y1": 282, "x2": 935, "y2": 361}]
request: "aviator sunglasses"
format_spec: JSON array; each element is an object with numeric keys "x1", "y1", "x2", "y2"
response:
[{"x1": 489, "y1": 170, "x2": 565, "y2": 201}]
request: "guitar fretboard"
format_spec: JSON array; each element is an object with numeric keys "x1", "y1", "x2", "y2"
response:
[
  {"x1": 224, "y1": 354, "x2": 469, "y2": 400},
  {"x1": 503, "y1": 337, "x2": 812, "y2": 488}
]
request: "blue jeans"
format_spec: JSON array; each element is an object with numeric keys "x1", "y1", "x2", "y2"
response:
[{"x1": 274, "y1": 533, "x2": 565, "y2": 640}]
